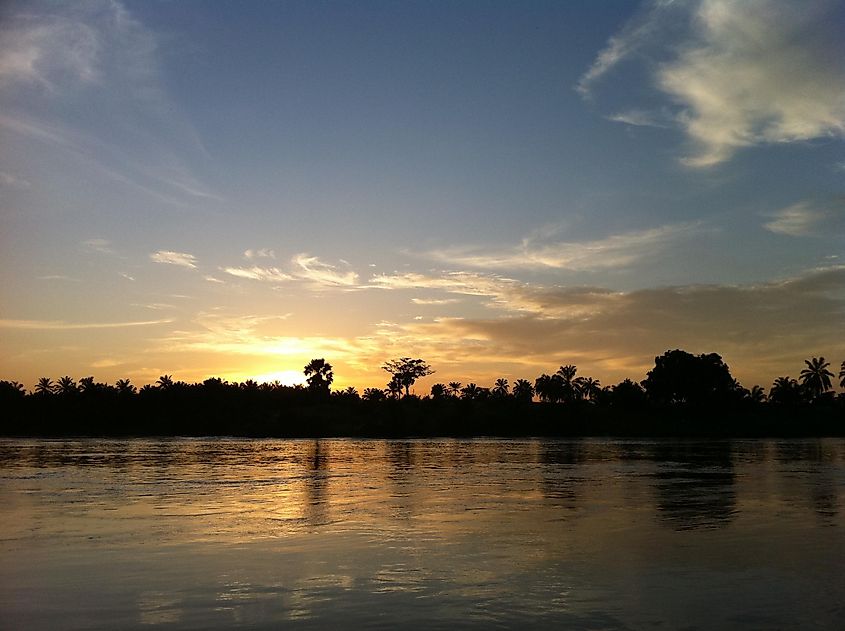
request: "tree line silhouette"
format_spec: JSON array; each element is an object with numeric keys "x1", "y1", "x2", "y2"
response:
[{"x1": 1, "y1": 350, "x2": 843, "y2": 438}]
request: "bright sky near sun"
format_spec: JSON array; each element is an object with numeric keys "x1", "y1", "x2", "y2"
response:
[{"x1": 1, "y1": 0, "x2": 844, "y2": 392}]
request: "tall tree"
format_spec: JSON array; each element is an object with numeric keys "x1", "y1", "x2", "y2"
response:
[
  {"x1": 799, "y1": 357, "x2": 834, "y2": 399},
  {"x1": 381, "y1": 358, "x2": 433, "y2": 398},
  {"x1": 303, "y1": 359, "x2": 333, "y2": 394},
  {"x1": 642, "y1": 350, "x2": 738, "y2": 406},
  {"x1": 840, "y1": 360, "x2": 845, "y2": 389},
  {"x1": 448, "y1": 382, "x2": 462, "y2": 397}
]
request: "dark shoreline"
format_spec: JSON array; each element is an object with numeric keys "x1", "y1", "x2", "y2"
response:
[{"x1": 3, "y1": 397, "x2": 842, "y2": 439}]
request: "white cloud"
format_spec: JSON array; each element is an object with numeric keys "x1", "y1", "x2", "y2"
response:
[
  {"x1": 244, "y1": 248, "x2": 276, "y2": 260},
  {"x1": 606, "y1": 110, "x2": 667, "y2": 128},
  {"x1": 763, "y1": 199, "x2": 845, "y2": 237},
  {"x1": 411, "y1": 298, "x2": 461, "y2": 305},
  {"x1": 580, "y1": 0, "x2": 845, "y2": 166},
  {"x1": 150, "y1": 250, "x2": 197, "y2": 269},
  {"x1": 292, "y1": 254, "x2": 359, "y2": 287},
  {"x1": 424, "y1": 222, "x2": 701, "y2": 271},
  {"x1": 0, "y1": 318, "x2": 173, "y2": 330},
  {"x1": 0, "y1": 11, "x2": 100, "y2": 90},
  {"x1": 82, "y1": 238, "x2": 115, "y2": 255},
  {"x1": 222, "y1": 266, "x2": 293, "y2": 282}
]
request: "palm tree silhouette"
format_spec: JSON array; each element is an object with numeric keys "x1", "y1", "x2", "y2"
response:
[
  {"x1": 492, "y1": 378, "x2": 509, "y2": 398},
  {"x1": 303, "y1": 359, "x2": 333, "y2": 393},
  {"x1": 512, "y1": 379, "x2": 534, "y2": 402},
  {"x1": 747, "y1": 385, "x2": 767, "y2": 404},
  {"x1": 556, "y1": 365, "x2": 578, "y2": 402},
  {"x1": 575, "y1": 376, "x2": 601, "y2": 402},
  {"x1": 839, "y1": 360, "x2": 845, "y2": 389},
  {"x1": 769, "y1": 376, "x2": 802, "y2": 405},
  {"x1": 461, "y1": 383, "x2": 480, "y2": 400},
  {"x1": 115, "y1": 379, "x2": 136, "y2": 395},
  {"x1": 56, "y1": 376, "x2": 78, "y2": 396},
  {"x1": 448, "y1": 382, "x2": 462, "y2": 397},
  {"x1": 799, "y1": 357, "x2": 834, "y2": 399},
  {"x1": 34, "y1": 377, "x2": 55, "y2": 396},
  {"x1": 430, "y1": 383, "x2": 447, "y2": 399}
]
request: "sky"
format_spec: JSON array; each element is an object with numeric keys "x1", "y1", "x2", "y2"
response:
[{"x1": 1, "y1": 0, "x2": 844, "y2": 392}]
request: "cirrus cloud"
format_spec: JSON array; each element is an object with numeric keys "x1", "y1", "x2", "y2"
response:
[{"x1": 150, "y1": 250, "x2": 197, "y2": 269}]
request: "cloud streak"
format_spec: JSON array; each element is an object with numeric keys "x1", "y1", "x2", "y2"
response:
[
  {"x1": 0, "y1": 318, "x2": 174, "y2": 330},
  {"x1": 763, "y1": 199, "x2": 845, "y2": 237},
  {"x1": 150, "y1": 250, "x2": 198, "y2": 269},
  {"x1": 424, "y1": 222, "x2": 701, "y2": 271}
]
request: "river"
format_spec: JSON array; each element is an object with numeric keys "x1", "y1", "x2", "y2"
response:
[{"x1": 1, "y1": 438, "x2": 843, "y2": 629}]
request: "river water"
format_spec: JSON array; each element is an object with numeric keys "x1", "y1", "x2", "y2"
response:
[{"x1": 1, "y1": 438, "x2": 843, "y2": 629}]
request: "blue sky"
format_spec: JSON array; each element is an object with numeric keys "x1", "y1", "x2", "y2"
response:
[{"x1": 1, "y1": 0, "x2": 843, "y2": 390}]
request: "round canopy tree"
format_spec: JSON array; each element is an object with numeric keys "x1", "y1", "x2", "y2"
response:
[{"x1": 381, "y1": 357, "x2": 434, "y2": 398}]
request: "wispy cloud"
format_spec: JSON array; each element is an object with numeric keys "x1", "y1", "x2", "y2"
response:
[
  {"x1": 150, "y1": 250, "x2": 197, "y2": 269},
  {"x1": 223, "y1": 266, "x2": 293, "y2": 282},
  {"x1": 411, "y1": 298, "x2": 461, "y2": 305},
  {"x1": 424, "y1": 222, "x2": 701, "y2": 271},
  {"x1": 292, "y1": 254, "x2": 359, "y2": 288},
  {"x1": 580, "y1": 0, "x2": 845, "y2": 166},
  {"x1": 763, "y1": 199, "x2": 845, "y2": 237},
  {"x1": 82, "y1": 238, "x2": 115, "y2": 255},
  {"x1": 0, "y1": 170, "x2": 31, "y2": 188},
  {"x1": 0, "y1": 318, "x2": 173, "y2": 330},
  {"x1": 0, "y1": 1, "x2": 218, "y2": 204},
  {"x1": 606, "y1": 110, "x2": 668, "y2": 128},
  {"x1": 244, "y1": 248, "x2": 276, "y2": 260},
  {"x1": 38, "y1": 274, "x2": 81, "y2": 282}
]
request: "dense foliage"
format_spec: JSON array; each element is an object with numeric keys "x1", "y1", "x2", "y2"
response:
[{"x1": 1, "y1": 351, "x2": 843, "y2": 438}]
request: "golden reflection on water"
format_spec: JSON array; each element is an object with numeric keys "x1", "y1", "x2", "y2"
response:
[{"x1": 1, "y1": 438, "x2": 844, "y2": 629}]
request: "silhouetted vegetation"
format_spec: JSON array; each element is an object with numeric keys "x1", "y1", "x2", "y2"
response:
[{"x1": 1, "y1": 350, "x2": 843, "y2": 438}]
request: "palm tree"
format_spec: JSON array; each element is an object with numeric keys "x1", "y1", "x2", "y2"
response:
[
  {"x1": 512, "y1": 379, "x2": 534, "y2": 402},
  {"x1": 534, "y1": 374, "x2": 560, "y2": 403},
  {"x1": 34, "y1": 377, "x2": 55, "y2": 396},
  {"x1": 747, "y1": 385, "x2": 767, "y2": 404},
  {"x1": 56, "y1": 376, "x2": 78, "y2": 396},
  {"x1": 430, "y1": 383, "x2": 447, "y2": 399},
  {"x1": 575, "y1": 376, "x2": 601, "y2": 402},
  {"x1": 363, "y1": 387, "x2": 386, "y2": 402},
  {"x1": 386, "y1": 375, "x2": 403, "y2": 400},
  {"x1": 799, "y1": 357, "x2": 834, "y2": 399},
  {"x1": 461, "y1": 383, "x2": 480, "y2": 400},
  {"x1": 839, "y1": 360, "x2": 845, "y2": 389},
  {"x1": 448, "y1": 382, "x2": 462, "y2": 397},
  {"x1": 769, "y1": 376, "x2": 803, "y2": 405},
  {"x1": 556, "y1": 365, "x2": 578, "y2": 402},
  {"x1": 156, "y1": 374, "x2": 174, "y2": 390},
  {"x1": 304, "y1": 359, "x2": 333, "y2": 393},
  {"x1": 492, "y1": 378, "x2": 509, "y2": 398},
  {"x1": 115, "y1": 379, "x2": 136, "y2": 395},
  {"x1": 78, "y1": 376, "x2": 99, "y2": 394}
]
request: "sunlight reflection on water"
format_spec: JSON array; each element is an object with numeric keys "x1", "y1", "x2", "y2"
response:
[{"x1": 1, "y1": 438, "x2": 843, "y2": 629}]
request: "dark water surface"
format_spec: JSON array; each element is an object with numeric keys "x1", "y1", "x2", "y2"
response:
[{"x1": 1, "y1": 438, "x2": 843, "y2": 629}]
